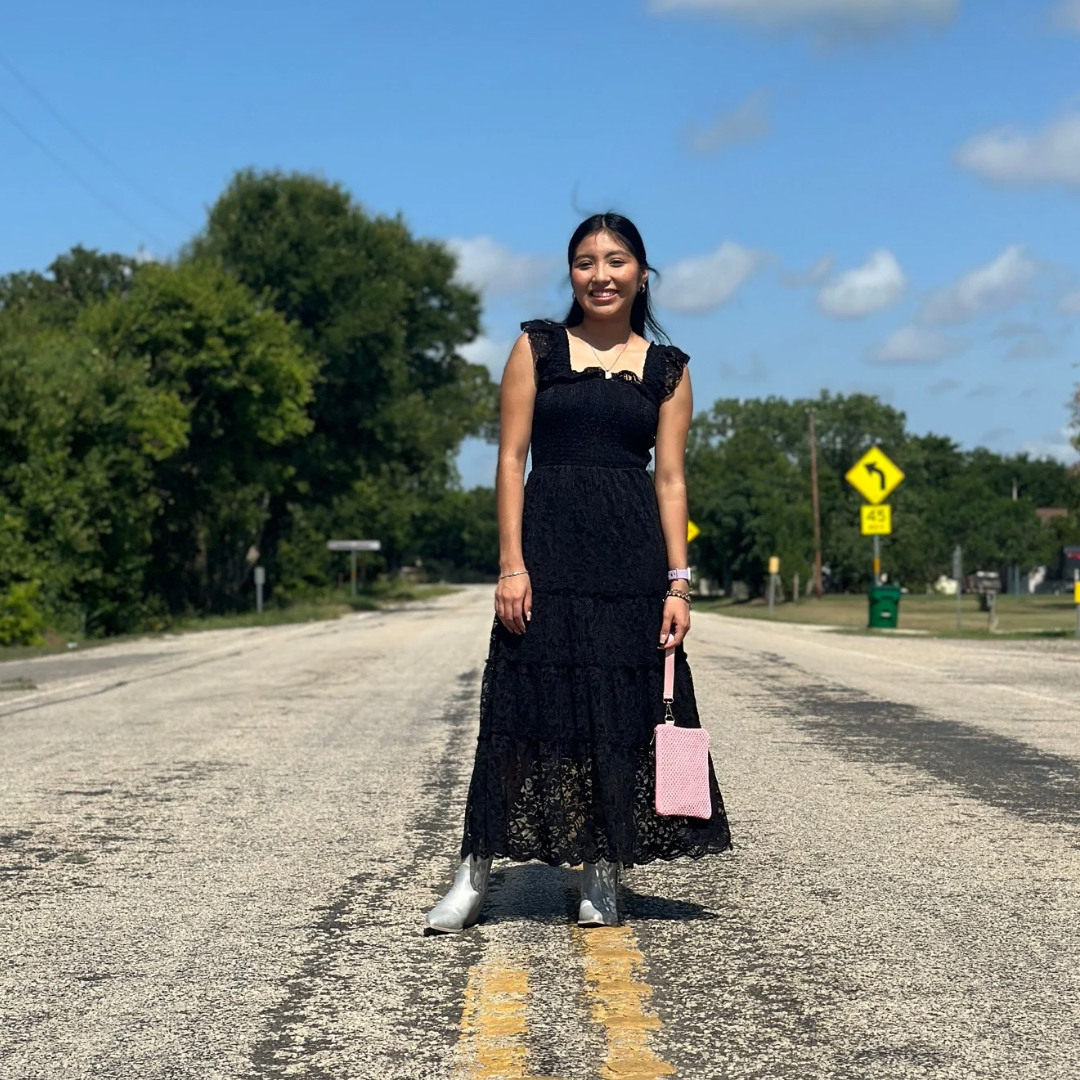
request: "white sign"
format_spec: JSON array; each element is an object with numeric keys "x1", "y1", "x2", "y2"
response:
[
  {"x1": 254, "y1": 567, "x2": 266, "y2": 585},
  {"x1": 327, "y1": 540, "x2": 381, "y2": 552}
]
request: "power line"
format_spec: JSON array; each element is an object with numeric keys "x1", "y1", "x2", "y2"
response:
[
  {"x1": 0, "y1": 98, "x2": 169, "y2": 252},
  {"x1": 0, "y1": 51, "x2": 194, "y2": 230}
]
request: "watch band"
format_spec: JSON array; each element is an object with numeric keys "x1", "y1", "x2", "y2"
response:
[{"x1": 667, "y1": 568, "x2": 692, "y2": 582}]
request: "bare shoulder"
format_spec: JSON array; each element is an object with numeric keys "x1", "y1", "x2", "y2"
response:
[
  {"x1": 507, "y1": 331, "x2": 535, "y2": 366},
  {"x1": 501, "y1": 332, "x2": 538, "y2": 385}
]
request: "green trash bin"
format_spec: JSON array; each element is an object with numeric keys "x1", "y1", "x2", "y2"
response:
[{"x1": 868, "y1": 584, "x2": 902, "y2": 629}]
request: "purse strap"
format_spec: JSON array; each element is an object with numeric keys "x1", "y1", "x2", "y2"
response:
[{"x1": 662, "y1": 636, "x2": 676, "y2": 724}]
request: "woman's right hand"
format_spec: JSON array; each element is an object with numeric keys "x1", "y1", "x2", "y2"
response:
[{"x1": 496, "y1": 572, "x2": 532, "y2": 635}]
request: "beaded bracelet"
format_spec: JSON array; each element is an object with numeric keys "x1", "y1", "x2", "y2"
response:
[{"x1": 665, "y1": 589, "x2": 691, "y2": 606}]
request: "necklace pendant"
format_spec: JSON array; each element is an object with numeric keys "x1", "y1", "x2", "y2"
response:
[{"x1": 605, "y1": 370, "x2": 612, "y2": 379}]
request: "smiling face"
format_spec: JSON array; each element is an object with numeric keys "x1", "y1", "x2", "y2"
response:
[{"x1": 570, "y1": 230, "x2": 647, "y2": 324}]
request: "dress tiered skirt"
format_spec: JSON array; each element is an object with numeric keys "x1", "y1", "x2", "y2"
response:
[{"x1": 460, "y1": 464, "x2": 731, "y2": 868}]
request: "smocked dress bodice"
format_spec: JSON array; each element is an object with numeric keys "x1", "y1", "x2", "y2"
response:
[{"x1": 523, "y1": 319, "x2": 691, "y2": 471}]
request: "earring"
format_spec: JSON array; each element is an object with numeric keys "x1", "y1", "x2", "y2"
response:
[{"x1": 639, "y1": 283, "x2": 646, "y2": 293}]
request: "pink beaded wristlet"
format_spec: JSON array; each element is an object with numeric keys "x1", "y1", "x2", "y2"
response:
[{"x1": 654, "y1": 634, "x2": 713, "y2": 819}]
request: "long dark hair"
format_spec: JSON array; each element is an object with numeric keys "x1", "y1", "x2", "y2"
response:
[{"x1": 560, "y1": 213, "x2": 669, "y2": 344}]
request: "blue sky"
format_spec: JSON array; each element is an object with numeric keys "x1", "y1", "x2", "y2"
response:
[{"x1": 3, "y1": 0, "x2": 1080, "y2": 488}]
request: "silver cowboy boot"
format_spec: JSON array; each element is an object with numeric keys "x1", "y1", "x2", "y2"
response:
[
  {"x1": 424, "y1": 854, "x2": 492, "y2": 934},
  {"x1": 578, "y1": 858, "x2": 621, "y2": 926}
]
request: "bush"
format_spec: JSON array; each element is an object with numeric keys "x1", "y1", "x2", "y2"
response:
[{"x1": 0, "y1": 582, "x2": 46, "y2": 646}]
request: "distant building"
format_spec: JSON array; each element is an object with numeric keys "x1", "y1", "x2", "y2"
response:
[{"x1": 1036, "y1": 507, "x2": 1068, "y2": 526}]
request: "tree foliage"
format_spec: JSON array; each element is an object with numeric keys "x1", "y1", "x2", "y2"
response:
[
  {"x1": 188, "y1": 170, "x2": 494, "y2": 484},
  {"x1": 0, "y1": 246, "x2": 141, "y2": 332},
  {"x1": 0, "y1": 170, "x2": 498, "y2": 635},
  {"x1": 685, "y1": 393, "x2": 1079, "y2": 595},
  {"x1": 0, "y1": 170, "x2": 1075, "y2": 640},
  {"x1": 81, "y1": 261, "x2": 317, "y2": 615},
  {"x1": 0, "y1": 324, "x2": 186, "y2": 634},
  {"x1": 0, "y1": 251, "x2": 317, "y2": 630},
  {"x1": 186, "y1": 170, "x2": 497, "y2": 593},
  {"x1": 0, "y1": 582, "x2": 45, "y2": 647}
]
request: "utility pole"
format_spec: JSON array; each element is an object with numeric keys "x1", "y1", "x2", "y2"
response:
[
  {"x1": 808, "y1": 408, "x2": 823, "y2": 599},
  {"x1": 1012, "y1": 477, "x2": 1020, "y2": 599}
]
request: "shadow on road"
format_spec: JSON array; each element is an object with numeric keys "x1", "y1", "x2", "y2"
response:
[{"x1": 478, "y1": 861, "x2": 717, "y2": 925}]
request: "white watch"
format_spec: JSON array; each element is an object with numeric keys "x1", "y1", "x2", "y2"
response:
[{"x1": 667, "y1": 568, "x2": 692, "y2": 582}]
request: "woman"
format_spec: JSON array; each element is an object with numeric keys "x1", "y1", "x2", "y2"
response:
[{"x1": 425, "y1": 213, "x2": 731, "y2": 933}]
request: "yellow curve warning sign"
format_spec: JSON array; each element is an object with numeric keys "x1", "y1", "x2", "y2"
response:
[{"x1": 845, "y1": 447, "x2": 904, "y2": 505}]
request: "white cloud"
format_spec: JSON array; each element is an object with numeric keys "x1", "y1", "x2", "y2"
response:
[
  {"x1": 648, "y1": 0, "x2": 957, "y2": 38},
  {"x1": 459, "y1": 335, "x2": 514, "y2": 376},
  {"x1": 448, "y1": 236, "x2": 556, "y2": 295},
  {"x1": 920, "y1": 245, "x2": 1035, "y2": 325},
  {"x1": 1062, "y1": 289, "x2": 1080, "y2": 315},
  {"x1": 1053, "y1": 0, "x2": 1080, "y2": 31},
  {"x1": 816, "y1": 249, "x2": 906, "y2": 319},
  {"x1": 782, "y1": 254, "x2": 834, "y2": 287},
  {"x1": 683, "y1": 92, "x2": 771, "y2": 156},
  {"x1": 866, "y1": 326, "x2": 966, "y2": 365},
  {"x1": 656, "y1": 241, "x2": 767, "y2": 313},
  {"x1": 955, "y1": 113, "x2": 1080, "y2": 188}
]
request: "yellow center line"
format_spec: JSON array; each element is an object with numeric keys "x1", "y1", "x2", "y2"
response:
[
  {"x1": 575, "y1": 925, "x2": 677, "y2": 1080},
  {"x1": 456, "y1": 958, "x2": 570, "y2": 1080},
  {"x1": 454, "y1": 908, "x2": 672, "y2": 1079}
]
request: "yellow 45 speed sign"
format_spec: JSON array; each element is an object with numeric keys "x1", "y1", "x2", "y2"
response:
[{"x1": 860, "y1": 505, "x2": 892, "y2": 536}]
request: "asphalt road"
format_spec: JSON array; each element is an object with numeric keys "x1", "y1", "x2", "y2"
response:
[{"x1": 2, "y1": 588, "x2": 1079, "y2": 1079}]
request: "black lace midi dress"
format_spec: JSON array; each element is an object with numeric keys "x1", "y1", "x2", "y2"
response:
[{"x1": 460, "y1": 319, "x2": 732, "y2": 868}]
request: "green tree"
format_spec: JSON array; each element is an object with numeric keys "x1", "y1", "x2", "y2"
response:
[
  {"x1": 186, "y1": 169, "x2": 496, "y2": 584},
  {"x1": 685, "y1": 392, "x2": 1069, "y2": 595},
  {"x1": 81, "y1": 261, "x2": 317, "y2": 615},
  {"x1": 0, "y1": 246, "x2": 141, "y2": 331},
  {"x1": 0, "y1": 582, "x2": 46, "y2": 647},
  {"x1": 0, "y1": 326, "x2": 187, "y2": 634},
  {"x1": 687, "y1": 393, "x2": 907, "y2": 593},
  {"x1": 418, "y1": 486, "x2": 499, "y2": 581}
]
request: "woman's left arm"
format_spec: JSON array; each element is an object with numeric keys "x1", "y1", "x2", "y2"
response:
[{"x1": 654, "y1": 363, "x2": 693, "y2": 649}]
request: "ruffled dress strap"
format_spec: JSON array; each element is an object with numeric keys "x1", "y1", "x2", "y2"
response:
[
  {"x1": 649, "y1": 344, "x2": 690, "y2": 404},
  {"x1": 520, "y1": 319, "x2": 565, "y2": 386}
]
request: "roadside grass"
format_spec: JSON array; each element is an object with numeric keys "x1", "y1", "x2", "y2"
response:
[
  {"x1": 696, "y1": 592, "x2": 1080, "y2": 639},
  {"x1": 0, "y1": 581, "x2": 462, "y2": 662},
  {"x1": 168, "y1": 600, "x2": 370, "y2": 633}
]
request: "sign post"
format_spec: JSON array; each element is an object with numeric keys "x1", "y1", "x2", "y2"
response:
[
  {"x1": 953, "y1": 545, "x2": 963, "y2": 631},
  {"x1": 254, "y1": 566, "x2": 265, "y2": 614},
  {"x1": 846, "y1": 448, "x2": 904, "y2": 589},
  {"x1": 768, "y1": 556, "x2": 780, "y2": 617},
  {"x1": 327, "y1": 540, "x2": 382, "y2": 597},
  {"x1": 859, "y1": 506, "x2": 892, "y2": 587}
]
